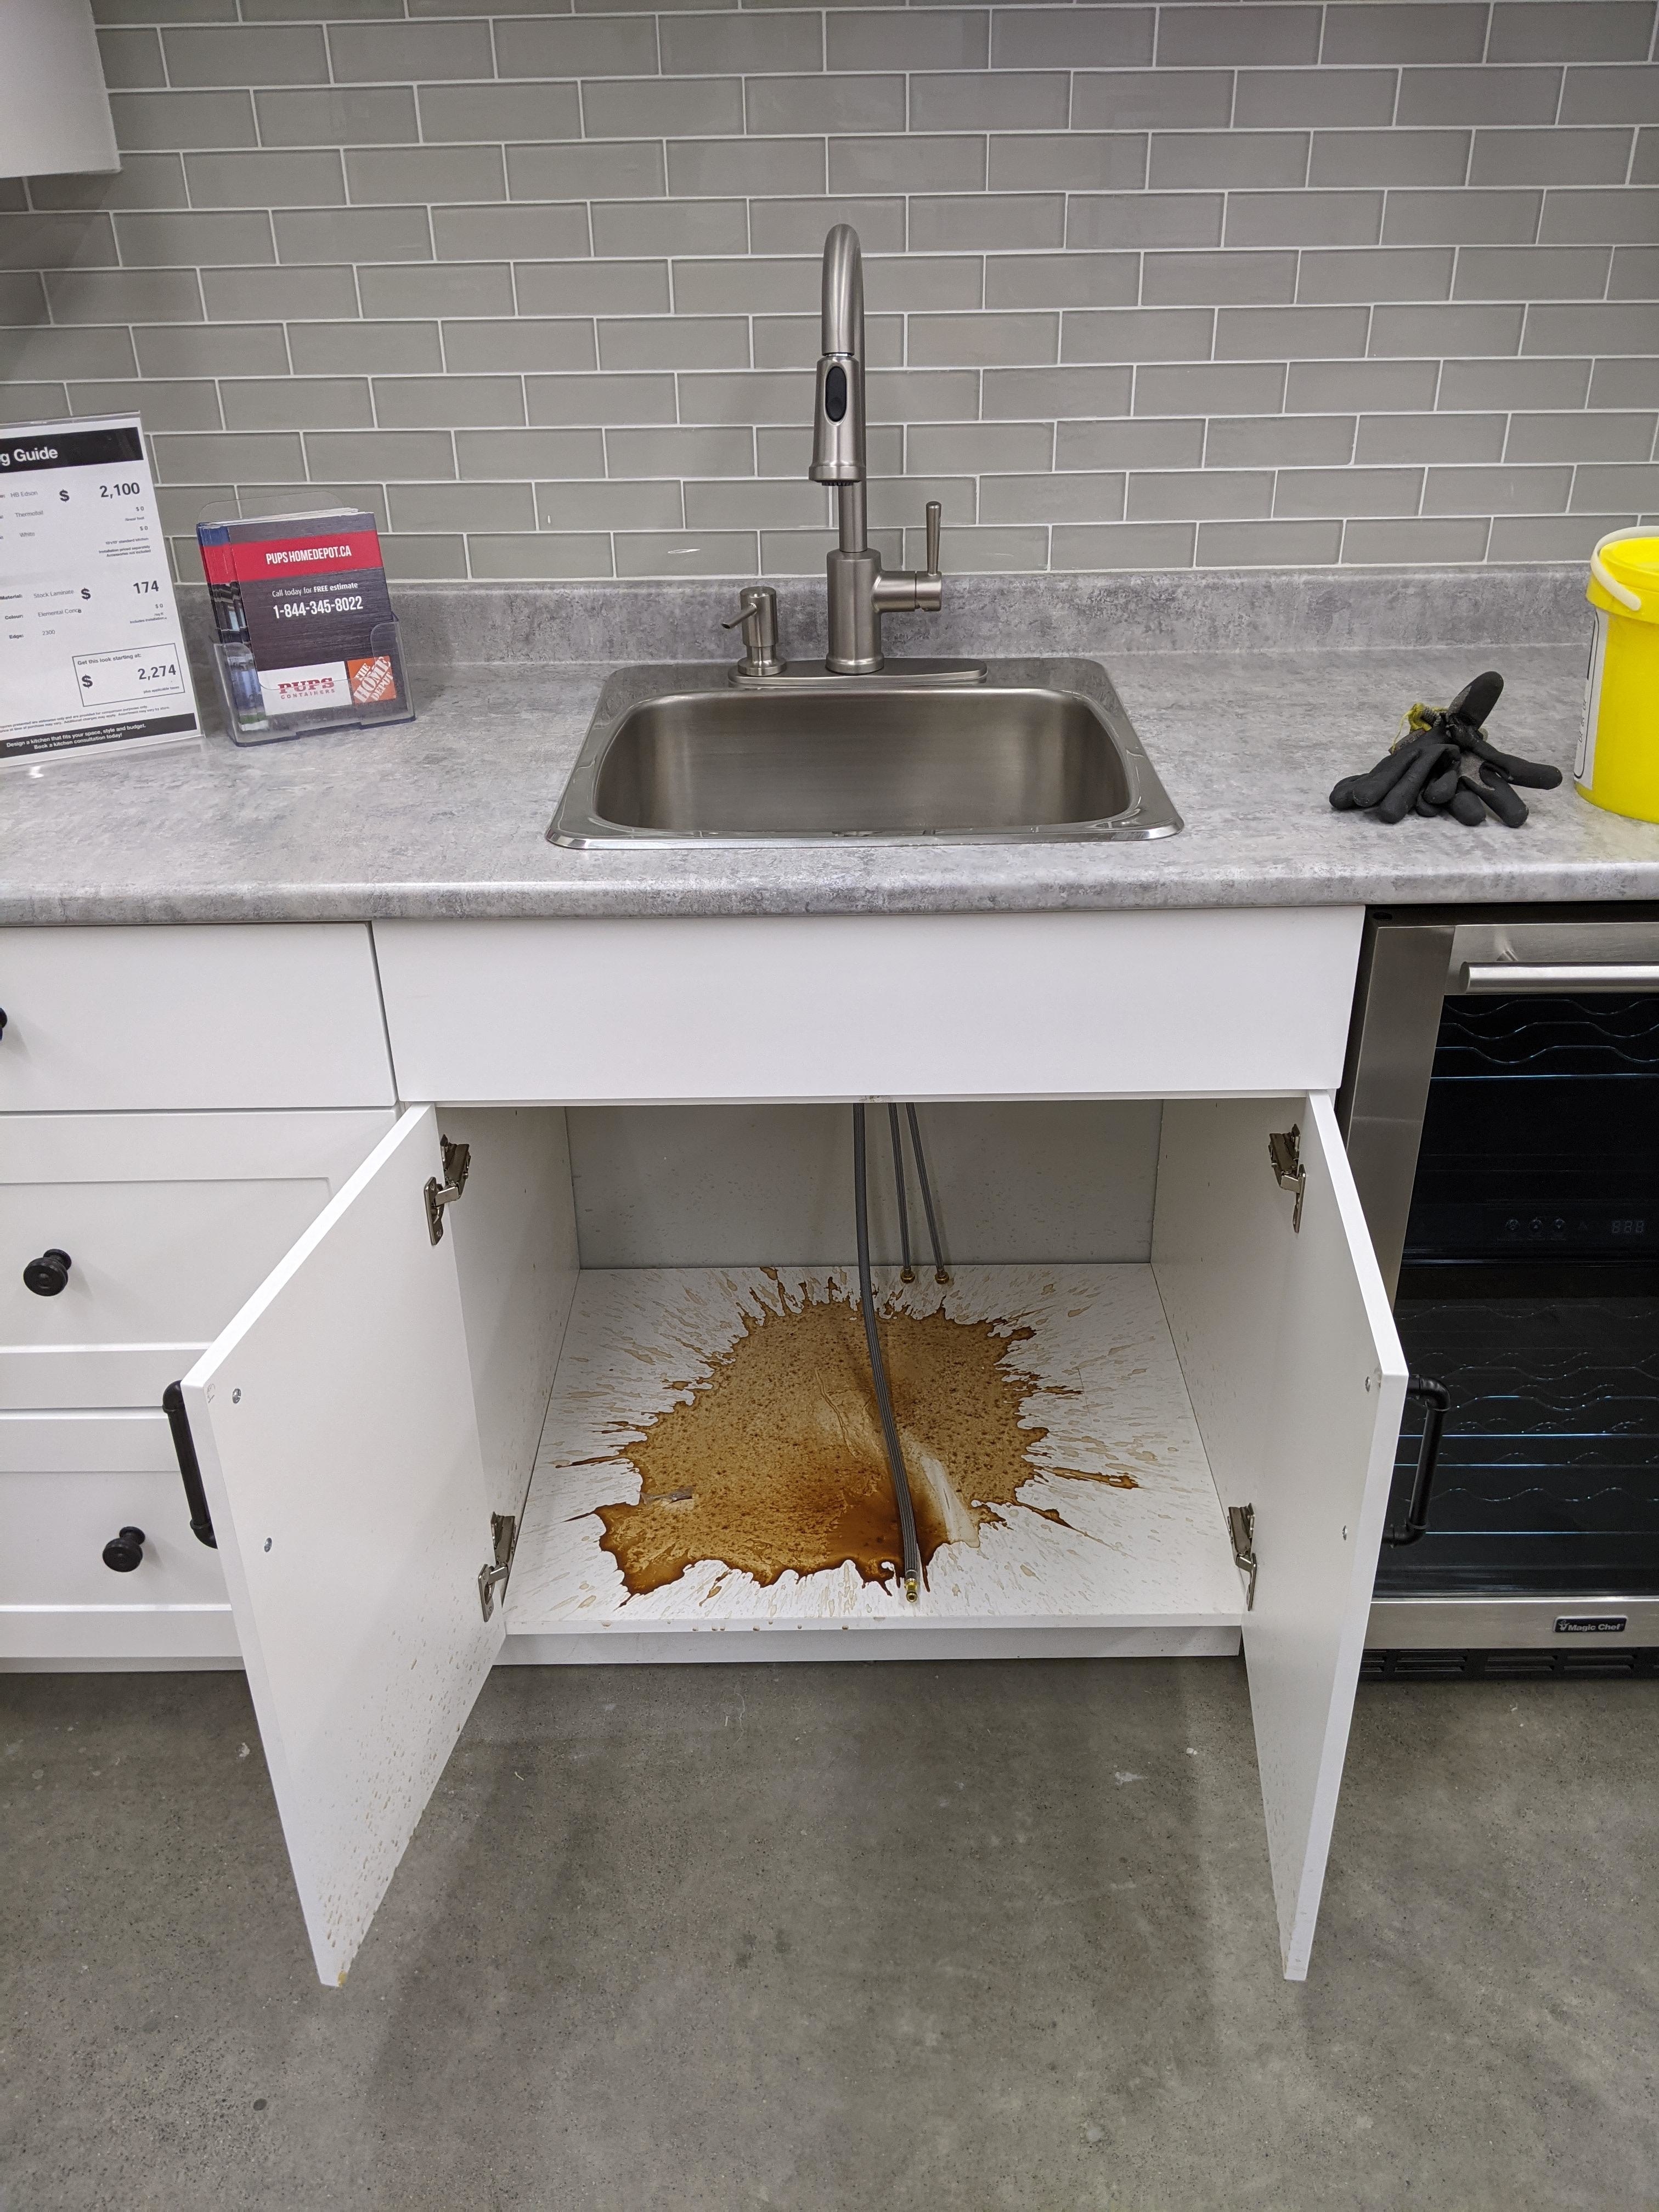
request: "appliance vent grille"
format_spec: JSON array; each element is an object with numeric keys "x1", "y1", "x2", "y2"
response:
[{"x1": 1362, "y1": 1647, "x2": 1659, "y2": 1681}]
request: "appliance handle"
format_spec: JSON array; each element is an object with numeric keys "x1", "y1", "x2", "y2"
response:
[
  {"x1": 1458, "y1": 962, "x2": 1659, "y2": 995},
  {"x1": 1383, "y1": 1377, "x2": 1449, "y2": 1548}
]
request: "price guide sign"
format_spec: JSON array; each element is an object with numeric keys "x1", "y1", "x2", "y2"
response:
[{"x1": 0, "y1": 414, "x2": 200, "y2": 765}]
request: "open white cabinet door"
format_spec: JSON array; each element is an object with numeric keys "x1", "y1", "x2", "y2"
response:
[
  {"x1": 1153, "y1": 1092, "x2": 1407, "y2": 1980},
  {"x1": 182, "y1": 1107, "x2": 502, "y2": 1987}
]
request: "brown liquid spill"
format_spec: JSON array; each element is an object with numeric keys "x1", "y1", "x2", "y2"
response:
[{"x1": 595, "y1": 1281, "x2": 1137, "y2": 1596}]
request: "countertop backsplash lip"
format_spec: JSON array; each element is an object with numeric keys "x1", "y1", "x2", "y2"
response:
[
  {"x1": 4, "y1": 565, "x2": 1649, "y2": 927},
  {"x1": 174, "y1": 565, "x2": 1592, "y2": 676}
]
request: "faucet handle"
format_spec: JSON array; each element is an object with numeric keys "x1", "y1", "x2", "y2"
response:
[
  {"x1": 924, "y1": 499, "x2": 941, "y2": 578},
  {"x1": 722, "y1": 583, "x2": 784, "y2": 677}
]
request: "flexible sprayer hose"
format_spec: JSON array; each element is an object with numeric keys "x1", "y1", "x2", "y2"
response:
[
  {"x1": 853, "y1": 1104, "x2": 922, "y2": 1601},
  {"x1": 888, "y1": 1102, "x2": 915, "y2": 1281},
  {"x1": 905, "y1": 1103, "x2": 949, "y2": 1285}
]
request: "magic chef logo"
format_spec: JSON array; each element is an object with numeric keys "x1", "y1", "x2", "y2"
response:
[{"x1": 0, "y1": 446, "x2": 58, "y2": 469}]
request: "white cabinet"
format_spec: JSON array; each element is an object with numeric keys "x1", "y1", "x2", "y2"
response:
[
  {"x1": 1, "y1": 906, "x2": 1406, "y2": 1989},
  {"x1": 163, "y1": 1084, "x2": 1401, "y2": 1987}
]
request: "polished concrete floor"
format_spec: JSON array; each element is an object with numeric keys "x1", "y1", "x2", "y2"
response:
[{"x1": 2, "y1": 1657, "x2": 1655, "y2": 2211}]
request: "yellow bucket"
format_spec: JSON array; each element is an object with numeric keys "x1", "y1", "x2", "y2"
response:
[{"x1": 1578, "y1": 529, "x2": 1659, "y2": 821}]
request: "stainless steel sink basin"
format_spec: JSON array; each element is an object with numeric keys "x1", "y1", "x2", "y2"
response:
[{"x1": 549, "y1": 658, "x2": 1182, "y2": 846}]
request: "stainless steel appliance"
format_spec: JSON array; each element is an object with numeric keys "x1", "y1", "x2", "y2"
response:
[{"x1": 1340, "y1": 906, "x2": 1659, "y2": 1677}]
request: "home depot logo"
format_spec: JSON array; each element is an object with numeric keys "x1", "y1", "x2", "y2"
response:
[{"x1": 348, "y1": 655, "x2": 397, "y2": 704}]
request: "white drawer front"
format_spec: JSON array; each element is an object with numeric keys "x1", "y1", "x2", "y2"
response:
[
  {"x1": 0, "y1": 1398, "x2": 239, "y2": 1663},
  {"x1": 0, "y1": 1344, "x2": 202, "y2": 1413},
  {"x1": 1, "y1": 1111, "x2": 390, "y2": 1351},
  {"x1": 374, "y1": 910, "x2": 1365, "y2": 1105},
  {"x1": 0, "y1": 1110, "x2": 393, "y2": 1388},
  {"x1": 0, "y1": 1415, "x2": 237, "y2": 1663},
  {"x1": 0, "y1": 1463, "x2": 228, "y2": 1607},
  {"x1": 0, "y1": 924, "x2": 393, "y2": 1111}
]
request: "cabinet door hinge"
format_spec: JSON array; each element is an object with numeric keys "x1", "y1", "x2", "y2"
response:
[
  {"x1": 478, "y1": 1511, "x2": 515, "y2": 1622},
  {"x1": 1268, "y1": 1124, "x2": 1305, "y2": 1233},
  {"x1": 424, "y1": 1136, "x2": 471, "y2": 1246},
  {"x1": 1228, "y1": 1503, "x2": 1258, "y2": 1610}
]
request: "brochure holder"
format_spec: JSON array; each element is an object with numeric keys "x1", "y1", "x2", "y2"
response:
[
  {"x1": 211, "y1": 615, "x2": 412, "y2": 746},
  {"x1": 196, "y1": 499, "x2": 414, "y2": 746}
]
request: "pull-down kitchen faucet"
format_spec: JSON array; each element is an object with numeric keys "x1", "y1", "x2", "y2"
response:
[
  {"x1": 724, "y1": 223, "x2": 984, "y2": 685},
  {"x1": 810, "y1": 222, "x2": 943, "y2": 675}
]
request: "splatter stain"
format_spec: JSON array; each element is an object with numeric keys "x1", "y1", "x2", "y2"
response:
[{"x1": 596, "y1": 1280, "x2": 1136, "y2": 1595}]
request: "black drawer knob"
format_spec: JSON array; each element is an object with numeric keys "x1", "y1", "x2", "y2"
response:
[
  {"x1": 0, "y1": 1006, "x2": 8, "y2": 1039},
  {"x1": 102, "y1": 1526, "x2": 146, "y2": 1573},
  {"x1": 23, "y1": 1249, "x2": 72, "y2": 1297}
]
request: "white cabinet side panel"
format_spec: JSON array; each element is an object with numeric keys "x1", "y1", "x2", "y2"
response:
[
  {"x1": 183, "y1": 1107, "x2": 500, "y2": 1987},
  {"x1": 1153, "y1": 1093, "x2": 1407, "y2": 1980},
  {"x1": 374, "y1": 911, "x2": 1362, "y2": 1105}
]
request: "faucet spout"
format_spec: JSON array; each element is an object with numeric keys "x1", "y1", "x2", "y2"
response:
[{"x1": 820, "y1": 221, "x2": 863, "y2": 360}]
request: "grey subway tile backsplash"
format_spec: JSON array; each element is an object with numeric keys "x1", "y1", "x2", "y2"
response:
[
  {"x1": 458, "y1": 429, "x2": 608, "y2": 480},
  {"x1": 1470, "y1": 127, "x2": 1637, "y2": 188},
  {"x1": 160, "y1": 23, "x2": 328, "y2": 88},
  {"x1": 1357, "y1": 413, "x2": 1508, "y2": 465},
  {"x1": 1074, "y1": 69, "x2": 1233, "y2": 131},
  {"x1": 1156, "y1": 7, "x2": 1321, "y2": 70},
  {"x1": 184, "y1": 151, "x2": 345, "y2": 209},
  {"x1": 1062, "y1": 306, "x2": 1214, "y2": 362},
  {"x1": 108, "y1": 89, "x2": 258, "y2": 149},
  {"x1": 1344, "y1": 517, "x2": 1493, "y2": 563},
  {"x1": 1488, "y1": 3, "x2": 1656, "y2": 64},
  {"x1": 992, "y1": 9, "x2": 1155, "y2": 71},
  {"x1": 1197, "y1": 518, "x2": 1342, "y2": 564},
  {"x1": 199, "y1": 267, "x2": 359, "y2": 323},
  {"x1": 909, "y1": 71, "x2": 1070, "y2": 133},
  {"x1": 747, "y1": 76, "x2": 907, "y2": 137},
  {"x1": 1559, "y1": 64, "x2": 1659, "y2": 126},
  {"x1": 1052, "y1": 520, "x2": 1196, "y2": 568},
  {"x1": 1322, "y1": 3, "x2": 1489, "y2": 65},
  {"x1": 256, "y1": 87, "x2": 420, "y2": 150},
  {"x1": 7, "y1": 5, "x2": 1655, "y2": 578},
  {"x1": 1398, "y1": 67, "x2": 1565, "y2": 128},
  {"x1": 1233, "y1": 68, "x2": 1395, "y2": 128},
  {"x1": 347, "y1": 148, "x2": 507, "y2": 207},
  {"x1": 1207, "y1": 414, "x2": 1356, "y2": 466}
]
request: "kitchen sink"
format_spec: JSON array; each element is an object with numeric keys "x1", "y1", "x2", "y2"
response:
[{"x1": 548, "y1": 658, "x2": 1183, "y2": 847}]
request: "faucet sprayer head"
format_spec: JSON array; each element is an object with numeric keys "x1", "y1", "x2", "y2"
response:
[{"x1": 809, "y1": 222, "x2": 866, "y2": 486}]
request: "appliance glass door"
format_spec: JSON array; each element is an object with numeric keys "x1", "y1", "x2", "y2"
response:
[{"x1": 1380, "y1": 988, "x2": 1659, "y2": 1598}]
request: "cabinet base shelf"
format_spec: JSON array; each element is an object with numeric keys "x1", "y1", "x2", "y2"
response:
[{"x1": 508, "y1": 1263, "x2": 1246, "y2": 1652}]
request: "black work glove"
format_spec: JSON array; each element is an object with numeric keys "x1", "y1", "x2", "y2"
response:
[{"x1": 1329, "y1": 670, "x2": 1561, "y2": 829}]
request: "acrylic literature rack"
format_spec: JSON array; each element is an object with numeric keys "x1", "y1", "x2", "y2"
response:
[{"x1": 196, "y1": 503, "x2": 414, "y2": 747}]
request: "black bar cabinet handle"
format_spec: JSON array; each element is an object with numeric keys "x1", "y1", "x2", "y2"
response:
[
  {"x1": 163, "y1": 1381, "x2": 217, "y2": 1549},
  {"x1": 1383, "y1": 1375, "x2": 1450, "y2": 1548}
]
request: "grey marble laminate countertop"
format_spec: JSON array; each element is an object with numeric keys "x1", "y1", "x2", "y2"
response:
[{"x1": 2, "y1": 640, "x2": 1653, "y2": 924}]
